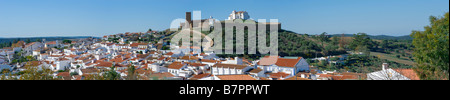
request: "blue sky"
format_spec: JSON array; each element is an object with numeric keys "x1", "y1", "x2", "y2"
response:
[{"x1": 0, "y1": 0, "x2": 448, "y2": 37}]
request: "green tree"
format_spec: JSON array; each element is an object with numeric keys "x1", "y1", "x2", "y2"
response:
[
  {"x1": 331, "y1": 36, "x2": 340, "y2": 46},
  {"x1": 127, "y1": 65, "x2": 137, "y2": 80},
  {"x1": 103, "y1": 67, "x2": 121, "y2": 80},
  {"x1": 350, "y1": 33, "x2": 372, "y2": 55},
  {"x1": 18, "y1": 66, "x2": 56, "y2": 80},
  {"x1": 62, "y1": 40, "x2": 72, "y2": 44},
  {"x1": 411, "y1": 12, "x2": 449, "y2": 80},
  {"x1": 319, "y1": 32, "x2": 330, "y2": 47},
  {"x1": 381, "y1": 40, "x2": 389, "y2": 50},
  {"x1": 25, "y1": 39, "x2": 31, "y2": 44}
]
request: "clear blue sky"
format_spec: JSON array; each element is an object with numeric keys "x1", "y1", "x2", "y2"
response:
[{"x1": 0, "y1": 0, "x2": 448, "y2": 37}]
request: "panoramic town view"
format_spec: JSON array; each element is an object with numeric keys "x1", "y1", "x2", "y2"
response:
[{"x1": 0, "y1": 0, "x2": 448, "y2": 80}]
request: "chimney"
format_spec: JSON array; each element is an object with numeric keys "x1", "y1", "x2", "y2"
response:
[{"x1": 382, "y1": 63, "x2": 389, "y2": 70}]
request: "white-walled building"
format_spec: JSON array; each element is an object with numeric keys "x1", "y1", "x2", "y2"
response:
[
  {"x1": 167, "y1": 62, "x2": 191, "y2": 77},
  {"x1": 258, "y1": 56, "x2": 310, "y2": 76},
  {"x1": 221, "y1": 57, "x2": 243, "y2": 65},
  {"x1": 367, "y1": 63, "x2": 420, "y2": 80},
  {"x1": 211, "y1": 63, "x2": 251, "y2": 75},
  {"x1": 228, "y1": 10, "x2": 250, "y2": 20}
]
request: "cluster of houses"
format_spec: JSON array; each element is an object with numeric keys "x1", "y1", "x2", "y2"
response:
[
  {"x1": 4, "y1": 30, "x2": 416, "y2": 80},
  {"x1": 0, "y1": 30, "x2": 367, "y2": 80}
]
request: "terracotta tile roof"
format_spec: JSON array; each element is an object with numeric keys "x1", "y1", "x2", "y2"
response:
[
  {"x1": 189, "y1": 73, "x2": 211, "y2": 80},
  {"x1": 130, "y1": 43, "x2": 148, "y2": 47},
  {"x1": 330, "y1": 75, "x2": 360, "y2": 80},
  {"x1": 58, "y1": 58, "x2": 69, "y2": 61},
  {"x1": 165, "y1": 52, "x2": 174, "y2": 56},
  {"x1": 168, "y1": 62, "x2": 186, "y2": 69},
  {"x1": 284, "y1": 77, "x2": 311, "y2": 80},
  {"x1": 81, "y1": 68, "x2": 99, "y2": 74},
  {"x1": 73, "y1": 75, "x2": 83, "y2": 80},
  {"x1": 242, "y1": 58, "x2": 252, "y2": 65},
  {"x1": 157, "y1": 57, "x2": 166, "y2": 61},
  {"x1": 259, "y1": 77, "x2": 271, "y2": 80},
  {"x1": 56, "y1": 72, "x2": 70, "y2": 77},
  {"x1": 216, "y1": 75, "x2": 256, "y2": 80},
  {"x1": 110, "y1": 57, "x2": 126, "y2": 63},
  {"x1": 316, "y1": 74, "x2": 333, "y2": 78},
  {"x1": 47, "y1": 41, "x2": 57, "y2": 45},
  {"x1": 137, "y1": 54, "x2": 150, "y2": 59},
  {"x1": 95, "y1": 61, "x2": 113, "y2": 67},
  {"x1": 393, "y1": 69, "x2": 420, "y2": 80},
  {"x1": 181, "y1": 56, "x2": 199, "y2": 60},
  {"x1": 274, "y1": 57, "x2": 302, "y2": 67},
  {"x1": 212, "y1": 63, "x2": 248, "y2": 69},
  {"x1": 269, "y1": 72, "x2": 290, "y2": 78},
  {"x1": 258, "y1": 56, "x2": 278, "y2": 65},
  {"x1": 248, "y1": 68, "x2": 262, "y2": 73},
  {"x1": 258, "y1": 56, "x2": 303, "y2": 67},
  {"x1": 201, "y1": 59, "x2": 219, "y2": 63},
  {"x1": 24, "y1": 42, "x2": 36, "y2": 48}
]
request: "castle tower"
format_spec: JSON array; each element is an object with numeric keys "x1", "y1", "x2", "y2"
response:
[{"x1": 186, "y1": 12, "x2": 193, "y2": 29}]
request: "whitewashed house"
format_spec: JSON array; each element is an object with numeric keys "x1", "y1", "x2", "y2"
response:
[
  {"x1": 367, "y1": 63, "x2": 420, "y2": 80},
  {"x1": 150, "y1": 63, "x2": 168, "y2": 73},
  {"x1": 167, "y1": 62, "x2": 191, "y2": 77},
  {"x1": 211, "y1": 63, "x2": 251, "y2": 75},
  {"x1": 221, "y1": 57, "x2": 244, "y2": 65},
  {"x1": 258, "y1": 56, "x2": 309, "y2": 76}
]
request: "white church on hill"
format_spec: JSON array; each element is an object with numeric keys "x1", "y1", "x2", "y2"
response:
[{"x1": 228, "y1": 10, "x2": 250, "y2": 20}]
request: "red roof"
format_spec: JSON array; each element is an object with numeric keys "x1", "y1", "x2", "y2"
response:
[
  {"x1": 56, "y1": 72, "x2": 70, "y2": 77},
  {"x1": 168, "y1": 62, "x2": 186, "y2": 69},
  {"x1": 393, "y1": 69, "x2": 420, "y2": 80},
  {"x1": 130, "y1": 43, "x2": 148, "y2": 47},
  {"x1": 201, "y1": 59, "x2": 219, "y2": 63},
  {"x1": 190, "y1": 73, "x2": 211, "y2": 80},
  {"x1": 165, "y1": 52, "x2": 174, "y2": 56},
  {"x1": 47, "y1": 41, "x2": 57, "y2": 45},
  {"x1": 258, "y1": 56, "x2": 302, "y2": 67},
  {"x1": 269, "y1": 72, "x2": 290, "y2": 78},
  {"x1": 275, "y1": 57, "x2": 302, "y2": 67}
]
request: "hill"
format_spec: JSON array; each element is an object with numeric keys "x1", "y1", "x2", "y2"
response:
[
  {"x1": 330, "y1": 34, "x2": 412, "y2": 40},
  {"x1": 0, "y1": 36, "x2": 99, "y2": 44}
]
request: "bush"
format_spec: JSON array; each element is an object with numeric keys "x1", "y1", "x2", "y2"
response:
[{"x1": 70, "y1": 72, "x2": 79, "y2": 76}]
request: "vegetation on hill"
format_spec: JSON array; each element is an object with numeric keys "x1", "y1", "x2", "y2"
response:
[{"x1": 411, "y1": 12, "x2": 449, "y2": 80}]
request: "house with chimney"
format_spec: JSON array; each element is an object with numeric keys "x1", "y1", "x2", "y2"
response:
[{"x1": 367, "y1": 63, "x2": 420, "y2": 80}]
